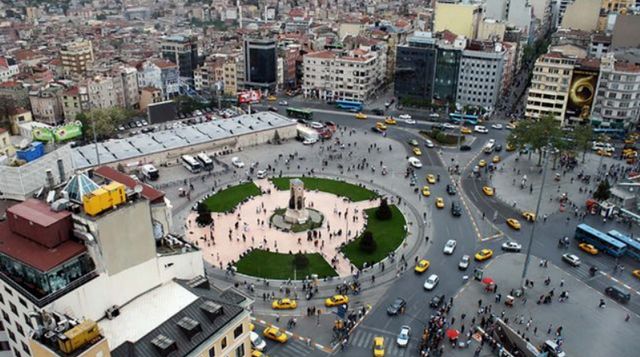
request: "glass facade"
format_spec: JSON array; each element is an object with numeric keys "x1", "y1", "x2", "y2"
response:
[
  {"x1": 248, "y1": 47, "x2": 276, "y2": 87},
  {"x1": 434, "y1": 48, "x2": 461, "y2": 103},
  {"x1": 394, "y1": 45, "x2": 437, "y2": 100},
  {"x1": 0, "y1": 253, "x2": 95, "y2": 301}
]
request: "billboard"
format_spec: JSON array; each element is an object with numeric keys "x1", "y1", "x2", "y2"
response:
[
  {"x1": 566, "y1": 67, "x2": 599, "y2": 120},
  {"x1": 148, "y1": 100, "x2": 177, "y2": 124},
  {"x1": 32, "y1": 127, "x2": 54, "y2": 142},
  {"x1": 237, "y1": 90, "x2": 262, "y2": 104},
  {"x1": 54, "y1": 122, "x2": 83, "y2": 142}
]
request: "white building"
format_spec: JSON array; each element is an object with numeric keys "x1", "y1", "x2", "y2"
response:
[
  {"x1": 592, "y1": 53, "x2": 640, "y2": 129},
  {"x1": 456, "y1": 41, "x2": 508, "y2": 109},
  {"x1": 302, "y1": 47, "x2": 386, "y2": 101},
  {"x1": 0, "y1": 57, "x2": 19, "y2": 83}
]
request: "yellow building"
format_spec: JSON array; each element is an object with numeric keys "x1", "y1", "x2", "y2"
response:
[
  {"x1": 223, "y1": 55, "x2": 239, "y2": 96},
  {"x1": 6, "y1": 107, "x2": 32, "y2": 135},
  {"x1": 0, "y1": 127, "x2": 14, "y2": 157},
  {"x1": 434, "y1": 1, "x2": 483, "y2": 39}
]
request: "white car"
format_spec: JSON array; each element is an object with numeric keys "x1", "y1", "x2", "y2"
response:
[
  {"x1": 501, "y1": 241, "x2": 522, "y2": 252},
  {"x1": 488, "y1": 138, "x2": 496, "y2": 145},
  {"x1": 425, "y1": 139, "x2": 435, "y2": 148},
  {"x1": 256, "y1": 170, "x2": 267, "y2": 179},
  {"x1": 303, "y1": 138, "x2": 318, "y2": 145},
  {"x1": 278, "y1": 100, "x2": 288, "y2": 106},
  {"x1": 408, "y1": 157, "x2": 423, "y2": 168},
  {"x1": 491, "y1": 123, "x2": 503, "y2": 130},
  {"x1": 562, "y1": 253, "x2": 581, "y2": 267},
  {"x1": 397, "y1": 325, "x2": 411, "y2": 347},
  {"x1": 310, "y1": 121, "x2": 325, "y2": 129},
  {"x1": 424, "y1": 274, "x2": 439, "y2": 290},
  {"x1": 231, "y1": 157, "x2": 245, "y2": 168},
  {"x1": 405, "y1": 118, "x2": 416, "y2": 125},
  {"x1": 443, "y1": 239, "x2": 457, "y2": 255},
  {"x1": 250, "y1": 331, "x2": 266, "y2": 351},
  {"x1": 399, "y1": 114, "x2": 412, "y2": 120},
  {"x1": 429, "y1": 113, "x2": 440, "y2": 118},
  {"x1": 474, "y1": 125, "x2": 489, "y2": 133},
  {"x1": 458, "y1": 255, "x2": 470, "y2": 270},
  {"x1": 442, "y1": 123, "x2": 458, "y2": 130}
]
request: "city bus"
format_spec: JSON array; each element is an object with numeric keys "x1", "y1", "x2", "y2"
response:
[
  {"x1": 592, "y1": 127, "x2": 626, "y2": 140},
  {"x1": 607, "y1": 230, "x2": 640, "y2": 261},
  {"x1": 196, "y1": 152, "x2": 213, "y2": 171},
  {"x1": 286, "y1": 107, "x2": 314, "y2": 120},
  {"x1": 335, "y1": 99, "x2": 364, "y2": 112},
  {"x1": 449, "y1": 112, "x2": 479, "y2": 125},
  {"x1": 181, "y1": 154, "x2": 203, "y2": 174},
  {"x1": 574, "y1": 224, "x2": 627, "y2": 257}
]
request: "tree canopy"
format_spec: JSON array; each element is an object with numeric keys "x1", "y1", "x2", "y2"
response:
[
  {"x1": 507, "y1": 114, "x2": 563, "y2": 166},
  {"x1": 76, "y1": 107, "x2": 134, "y2": 140}
]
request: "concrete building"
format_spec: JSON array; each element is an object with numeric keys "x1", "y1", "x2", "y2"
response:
[
  {"x1": 434, "y1": 1, "x2": 484, "y2": 39},
  {"x1": 590, "y1": 34, "x2": 612, "y2": 59},
  {"x1": 136, "y1": 60, "x2": 180, "y2": 100},
  {"x1": 139, "y1": 87, "x2": 163, "y2": 111},
  {"x1": 242, "y1": 37, "x2": 277, "y2": 91},
  {"x1": 0, "y1": 166, "x2": 210, "y2": 357},
  {"x1": 114, "y1": 66, "x2": 139, "y2": 109},
  {"x1": 0, "y1": 57, "x2": 19, "y2": 83},
  {"x1": 434, "y1": 41, "x2": 463, "y2": 104},
  {"x1": 61, "y1": 86, "x2": 89, "y2": 122},
  {"x1": 29, "y1": 87, "x2": 64, "y2": 126},
  {"x1": 194, "y1": 59, "x2": 224, "y2": 93},
  {"x1": 561, "y1": 0, "x2": 601, "y2": 32},
  {"x1": 223, "y1": 56, "x2": 239, "y2": 96},
  {"x1": 59, "y1": 40, "x2": 94, "y2": 76},
  {"x1": 525, "y1": 52, "x2": 577, "y2": 125},
  {"x1": 592, "y1": 53, "x2": 640, "y2": 129},
  {"x1": 86, "y1": 75, "x2": 118, "y2": 110},
  {"x1": 302, "y1": 47, "x2": 386, "y2": 101},
  {"x1": 477, "y1": 19, "x2": 507, "y2": 41},
  {"x1": 456, "y1": 41, "x2": 508, "y2": 109},
  {"x1": 160, "y1": 35, "x2": 199, "y2": 80},
  {"x1": 611, "y1": 14, "x2": 640, "y2": 50},
  {"x1": 0, "y1": 128, "x2": 13, "y2": 157},
  {"x1": 5, "y1": 108, "x2": 32, "y2": 136},
  {"x1": 506, "y1": 0, "x2": 534, "y2": 42},
  {"x1": 394, "y1": 32, "x2": 438, "y2": 101}
]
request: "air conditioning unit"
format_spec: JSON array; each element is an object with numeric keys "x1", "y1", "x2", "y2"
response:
[{"x1": 106, "y1": 306, "x2": 120, "y2": 320}]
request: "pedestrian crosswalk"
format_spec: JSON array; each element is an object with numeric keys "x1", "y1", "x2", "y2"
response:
[
  {"x1": 269, "y1": 338, "x2": 316, "y2": 357},
  {"x1": 349, "y1": 329, "x2": 413, "y2": 356}
]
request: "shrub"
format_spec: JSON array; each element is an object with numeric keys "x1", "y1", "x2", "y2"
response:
[
  {"x1": 376, "y1": 198, "x2": 393, "y2": 220},
  {"x1": 293, "y1": 253, "x2": 309, "y2": 269},
  {"x1": 196, "y1": 202, "x2": 213, "y2": 226},
  {"x1": 359, "y1": 231, "x2": 377, "y2": 253}
]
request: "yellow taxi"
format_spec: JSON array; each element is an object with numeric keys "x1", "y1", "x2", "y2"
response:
[
  {"x1": 478, "y1": 160, "x2": 487, "y2": 168},
  {"x1": 492, "y1": 155, "x2": 501, "y2": 163},
  {"x1": 373, "y1": 336, "x2": 385, "y2": 357},
  {"x1": 579, "y1": 243, "x2": 599, "y2": 255},
  {"x1": 435, "y1": 197, "x2": 445, "y2": 208},
  {"x1": 482, "y1": 186, "x2": 494, "y2": 196},
  {"x1": 267, "y1": 95, "x2": 277, "y2": 101},
  {"x1": 263, "y1": 327, "x2": 288, "y2": 343},
  {"x1": 325, "y1": 294, "x2": 350, "y2": 307},
  {"x1": 376, "y1": 122, "x2": 388, "y2": 131},
  {"x1": 384, "y1": 117, "x2": 397, "y2": 125},
  {"x1": 597, "y1": 149, "x2": 612, "y2": 157},
  {"x1": 506, "y1": 143, "x2": 515, "y2": 152},
  {"x1": 623, "y1": 149, "x2": 637, "y2": 158},
  {"x1": 413, "y1": 147, "x2": 422, "y2": 156},
  {"x1": 422, "y1": 185, "x2": 431, "y2": 197},
  {"x1": 475, "y1": 249, "x2": 494, "y2": 261},
  {"x1": 506, "y1": 123, "x2": 517, "y2": 130},
  {"x1": 625, "y1": 137, "x2": 636, "y2": 145},
  {"x1": 250, "y1": 323, "x2": 255, "y2": 331},
  {"x1": 252, "y1": 350, "x2": 269, "y2": 357},
  {"x1": 415, "y1": 259, "x2": 431, "y2": 273},
  {"x1": 272, "y1": 298, "x2": 297, "y2": 310},
  {"x1": 355, "y1": 112, "x2": 368, "y2": 120},
  {"x1": 522, "y1": 211, "x2": 536, "y2": 222},
  {"x1": 506, "y1": 218, "x2": 521, "y2": 230},
  {"x1": 426, "y1": 174, "x2": 436, "y2": 184},
  {"x1": 633, "y1": 269, "x2": 640, "y2": 279},
  {"x1": 461, "y1": 127, "x2": 472, "y2": 134}
]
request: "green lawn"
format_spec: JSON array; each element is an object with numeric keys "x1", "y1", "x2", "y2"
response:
[
  {"x1": 235, "y1": 250, "x2": 337, "y2": 280},
  {"x1": 341, "y1": 205, "x2": 406, "y2": 269},
  {"x1": 270, "y1": 177, "x2": 378, "y2": 202},
  {"x1": 202, "y1": 182, "x2": 262, "y2": 212}
]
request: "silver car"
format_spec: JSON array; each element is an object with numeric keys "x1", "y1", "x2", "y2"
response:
[{"x1": 458, "y1": 255, "x2": 470, "y2": 270}]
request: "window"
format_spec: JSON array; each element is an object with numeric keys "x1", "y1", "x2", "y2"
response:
[
  {"x1": 208, "y1": 347, "x2": 215, "y2": 357},
  {"x1": 2, "y1": 311, "x2": 9, "y2": 323},
  {"x1": 16, "y1": 323, "x2": 23, "y2": 336},
  {"x1": 0, "y1": 293, "x2": 3, "y2": 304},
  {"x1": 221, "y1": 337, "x2": 227, "y2": 349},
  {"x1": 4, "y1": 287, "x2": 12, "y2": 296},
  {"x1": 233, "y1": 325, "x2": 243, "y2": 338},
  {"x1": 235, "y1": 344, "x2": 245, "y2": 357},
  {"x1": 0, "y1": 341, "x2": 9, "y2": 350},
  {"x1": 8, "y1": 330, "x2": 15, "y2": 342},
  {"x1": 23, "y1": 314, "x2": 32, "y2": 329},
  {"x1": 21, "y1": 342, "x2": 29, "y2": 355},
  {"x1": 9, "y1": 303, "x2": 17, "y2": 316}
]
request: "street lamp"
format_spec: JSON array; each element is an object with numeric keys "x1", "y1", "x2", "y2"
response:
[
  {"x1": 520, "y1": 142, "x2": 551, "y2": 289},
  {"x1": 455, "y1": 103, "x2": 464, "y2": 151}
]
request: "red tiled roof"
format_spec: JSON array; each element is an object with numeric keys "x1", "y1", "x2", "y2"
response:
[
  {"x1": 7, "y1": 199, "x2": 72, "y2": 227},
  {"x1": 153, "y1": 59, "x2": 177, "y2": 69},
  {"x1": 94, "y1": 166, "x2": 165, "y2": 204},
  {"x1": 438, "y1": 30, "x2": 458, "y2": 43},
  {"x1": 615, "y1": 61, "x2": 640, "y2": 73},
  {"x1": 306, "y1": 51, "x2": 335, "y2": 59},
  {"x1": 0, "y1": 223, "x2": 86, "y2": 271},
  {"x1": 0, "y1": 81, "x2": 19, "y2": 88}
]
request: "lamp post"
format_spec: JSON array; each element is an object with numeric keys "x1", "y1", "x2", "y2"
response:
[
  {"x1": 92, "y1": 116, "x2": 100, "y2": 165},
  {"x1": 456, "y1": 103, "x2": 464, "y2": 151},
  {"x1": 520, "y1": 142, "x2": 551, "y2": 289}
]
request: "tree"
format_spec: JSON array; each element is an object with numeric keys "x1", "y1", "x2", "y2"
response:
[
  {"x1": 77, "y1": 108, "x2": 131, "y2": 140},
  {"x1": 571, "y1": 124, "x2": 593, "y2": 163},
  {"x1": 173, "y1": 95, "x2": 207, "y2": 115},
  {"x1": 593, "y1": 179, "x2": 611, "y2": 201},
  {"x1": 509, "y1": 115, "x2": 562, "y2": 166},
  {"x1": 375, "y1": 198, "x2": 392, "y2": 220},
  {"x1": 292, "y1": 253, "x2": 309, "y2": 269},
  {"x1": 195, "y1": 202, "x2": 213, "y2": 226},
  {"x1": 359, "y1": 231, "x2": 377, "y2": 253}
]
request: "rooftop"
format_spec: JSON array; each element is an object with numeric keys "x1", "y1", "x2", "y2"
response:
[
  {"x1": 93, "y1": 166, "x2": 165, "y2": 204},
  {"x1": 7, "y1": 198, "x2": 71, "y2": 227}
]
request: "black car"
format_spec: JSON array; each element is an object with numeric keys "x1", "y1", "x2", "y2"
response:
[
  {"x1": 605, "y1": 286, "x2": 631, "y2": 303},
  {"x1": 429, "y1": 295, "x2": 445, "y2": 309},
  {"x1": 451, "y1": 202, "x2": 462, "y2": 217},
  {"x1": 495, "y1": 144, "x2": 503, "y2": 152},
  {"x1": 446, "y1": 184, "x2": 457, "y2": 195},
  {"x1": 267, "y1": 106, "x2": 278, "y2": 112},
  {"x1": 460, "y1": 145, "x2": 472, "y2": 151},
  {"x1": 372, "y1": 108, "x2": 384, "y2": 115},
  {"x1": 386, "y1": 297, "x2": 407, "y2": 315}
]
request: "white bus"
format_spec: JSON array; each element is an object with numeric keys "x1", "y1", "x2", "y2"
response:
[
  {"x1": 181, "y1": 155, "x2": 203, "y2": 173},
  {"x1": 196, "y1": 152, "x2": 213, "y2": 171}
]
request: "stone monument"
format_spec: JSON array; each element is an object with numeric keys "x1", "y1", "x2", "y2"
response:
[{"x1": 284, "y1": 178, "x2": 309, "y2": 224}]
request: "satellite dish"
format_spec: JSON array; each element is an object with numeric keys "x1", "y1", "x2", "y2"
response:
[{"x1": 134, "y1": 185, "x2": 143, "y2": 194}]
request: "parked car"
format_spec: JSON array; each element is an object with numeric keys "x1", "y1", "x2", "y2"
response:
[{"x1": 501, "y1": 241, "x2": 522, "y2": 252}]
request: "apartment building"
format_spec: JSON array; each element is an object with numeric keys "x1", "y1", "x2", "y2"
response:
[
  {"x1": 61, "y1": 86, "x2": 89, "y2": 122},
  {"x1": 28, "y1": 87, "x2": 64, "y2": 125},
  {"x1": 434, "y1": 1, "x2": 484, "y2": 39},
  {"x1": 223, "y1": 56, "x2": 239, "y2": 96},
  {"x1": 303, "y1": 47, "x2": 385, "y2": 101},
  {"x1": 592, "y1": 53, "x2": 640, "y2": 129},
  {"x1": 114, "y1": 66, "x2": 140, "y2": 109},
  {"x1": 0, "y1": 167, "x2": 210, "y2": 357},
  {"x1": 395, "y1": 32, "x2": 438, "y2": 101},
  {"x1": 525, "y1": 52, "x2": 577, "y2": 124},
  {"x1": 456, "y1": 41, "x2": 508, "y2": 109},
  {"x1": 0, "y1": 57, "x2": 19, "y2": 83},
  {"x1": 160, "y1": 35, "x2": 199, "y2": 80},
  {"x1": 59, "y1": 40, "x2": 94, "y2": 76},
  {"x1": 86, "y1": 75, "x2": 118, "y2": 110},
  {"x1": 194, "y1": 58, "x2": 224, "y2": 92},
  {"x1": 136, "y1": 60, "x2": 180, "y2": 100}
]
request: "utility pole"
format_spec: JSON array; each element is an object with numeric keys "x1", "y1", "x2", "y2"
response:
[
  {"x1": 92, "y1": 116, "x2": 100, "y2": 165},
  {"x1": 456, "y1": 103, "x2": 464, "y2": 150}
]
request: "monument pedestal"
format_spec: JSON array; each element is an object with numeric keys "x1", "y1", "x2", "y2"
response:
[{"x1": 284, "y1": 208, "x2": 309, "y2": 224}]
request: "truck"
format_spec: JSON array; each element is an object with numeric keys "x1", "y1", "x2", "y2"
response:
[
  {"x1": 297, "y1": 125, "x2": 319, "y2": 145},
  {"x1": 141, "y1": 164, "x2": 159, "y2": 181}
]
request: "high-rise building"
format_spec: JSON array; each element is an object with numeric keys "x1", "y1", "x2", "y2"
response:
[
  {"x1": 242, "y1": 37, "x2": 277, "y2": 90},
  {"x1": 394, "y1": 32, "x2": 438, "y2": 101},
  {"x1": 525, "y1": 52, "x2": 577, "y2": 124},
  {"x1": 592, "y1": 53, "x2": 640, "y2": 129},
  {"x1": 433, "y1": 44, "x2": 463, "y2": 104},
  {"x1": 59, "y1": 40, "x2": 94, "y2": 76},
  {"x1": 161, "y1": 35, "x2": 199, "y2": 80},
  {"x1": 456, "y1": 41, "x2": 508, "y2": 109}
]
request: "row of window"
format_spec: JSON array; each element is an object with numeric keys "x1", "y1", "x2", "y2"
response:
[{"x1": 207, "y1": 325, "x2": 245, "y2": 357}]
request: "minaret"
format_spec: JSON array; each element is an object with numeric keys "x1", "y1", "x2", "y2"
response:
[{"x1": 237, "y1": 0, "x2": 243, "y2": 29}]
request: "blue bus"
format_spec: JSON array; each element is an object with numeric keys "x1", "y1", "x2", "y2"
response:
[
  {"x1": 607, "y1": 230, "x2": 640, "y2": 261},
  {"x1": 335, "y1": 99, "x2": 364, "y2": 112},
  {"x1": 592, "y1": 128, "x2": 626, "y2": 140},
  {"x1": 449, "y1": 112, "x2": 479, "y2": 125},
  {"x1": 574, "y1": 224, "x2": 627, "y2": 257}
]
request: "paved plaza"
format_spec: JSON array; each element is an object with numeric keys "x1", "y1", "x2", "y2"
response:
[{"x1": 185, "y1": 179, "x2": 380, "y2": 276}]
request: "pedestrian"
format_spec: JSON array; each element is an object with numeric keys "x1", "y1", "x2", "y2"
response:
[
  {"x1": 478, "y1": 299, "x2": 482, "y2": 308},
  {"x1": 560, "y1": 279, "x2": 564, "y2": 287},
  {"x1": 625, "y1": 314, "x2": 630, "y2": 322},
  {"x1": 599, "y1": 299, "x2": 606, "y2": 308},
  {"x1": 547, "y1": 324, "x2": 552, "y2": 334}
]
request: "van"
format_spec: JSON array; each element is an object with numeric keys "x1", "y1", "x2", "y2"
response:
[
  {"x1": 541, "y1": 340, "x2": 566, "y2": 357},
  {"x1": 605, "y1": 286, "x2": 631, "y2": 303}
]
